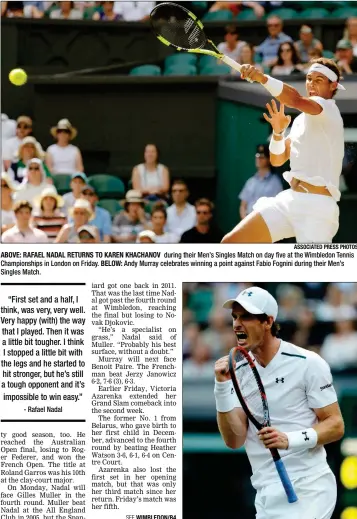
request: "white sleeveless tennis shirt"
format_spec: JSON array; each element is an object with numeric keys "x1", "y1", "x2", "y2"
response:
[
  {"x1": 284, "y1": 96, "x2": 344, "y2": 201},
  {"x1": 230, "y1": 340, "x2": 337, "y2": 490}
]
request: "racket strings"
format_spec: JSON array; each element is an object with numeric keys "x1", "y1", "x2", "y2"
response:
[
  {"x1": 235, "y1": 356, "x2": 266, "y2": 425},
  {"x1": 151, "y1": 4, "x2": 206, "y2": 50}
]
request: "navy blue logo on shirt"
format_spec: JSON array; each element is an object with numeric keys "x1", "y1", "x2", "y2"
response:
[
  {"x1": 320, "y1": 383, "x2": 332, "y2": 391},
  {"x1": 242, "y1": 290, "x2": 253, "y2": 297},
  {"x1": 275, "y1": 378, "x2": 284, "y2": 383},
  {"x1": 302, "y1": 431, "x2": 309, "y2": 441}
]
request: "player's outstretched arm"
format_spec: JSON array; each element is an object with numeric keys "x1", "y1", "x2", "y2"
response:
[
  {"x1": 214, "y1": 356, "x2": 248, "y2": 449},
  {"x1": 240, "y1": 65, "x2": 323, "y2": 116}
]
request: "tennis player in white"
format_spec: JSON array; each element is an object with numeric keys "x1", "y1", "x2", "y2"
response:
[
  {"x1": 221, "y1": 58, "x2": 345, "y2": 243},
  {"x1": 215, "y1": 286, "x2": 344, "y2": 519}
]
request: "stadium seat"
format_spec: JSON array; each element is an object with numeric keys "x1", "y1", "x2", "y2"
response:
[
  {"x1": 97, "y1": 199, "x2": 122, "y2": 219},
  {"x1": 297, "y1": 8, "x2": 330, "y2": 19},
  {"x1": 295, "y1": 0, "x2": 347, "y2": 7},
  {"x1": 198, "y1": 54, "x2": 217, "y2": 71},
  {"x1": 202, "y1": 10, "x2": 233, "y2": 21},
  {"x1": 191, "y1": 2, "x2": 208, "y2": 12},
  {"x1": 83, "y1": 6, "x2": 97, "y2": 19},
  {"x1": 331, "y1": 7, "x2": 357, "y2": 17},
  {"x1": 52, "y1": 174, "x2": 71, "y2": 195},
  {"x1": 236, "y1": 9, "x2": 260, "y2": 21},
  {"x1": 129, "y1": 65, "x2": 161, "y2": 76},
  {"x1": 164, "y1": 64, "x2": 197, "y2": 76},
  {"x1": 200, "y1": 63, "x2": 231, "y2": 75},
  {"x1": 268, "y1": 8, "x2": 298, "y2": 19},
  {"x1": 322, "y1": 50, "x2": 335, "y2": 59},
  {"x1": 88, "y1": 174, "x2": 125, "y2": 198},
  {"x1": 164, "y1": 54, "x2": 197, "y2": 69}
]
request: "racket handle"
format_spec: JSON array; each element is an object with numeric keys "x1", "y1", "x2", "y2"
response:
[
  {"x1": 221, "y1": 55, "x2": 242, "y2": 72},
  {"x1": 274, "y1": 459, "x2": 298, "y2": 504},
  {"x1": 220, "y1": 55, "x2": 254, "y2": 83}
]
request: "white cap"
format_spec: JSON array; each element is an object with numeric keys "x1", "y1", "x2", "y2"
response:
[
  {"x1": 222, "y1": 286, "x2": 278, "y2": 320},
  {"x1": 137, "y1": 230, "x2": 157, "y2": 243}
]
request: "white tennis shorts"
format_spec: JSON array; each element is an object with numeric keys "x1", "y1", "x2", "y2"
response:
[
  {"x1": 255, "y1": 470, "x2": 337, "y2": 519},
  {"x1": 253, "y1": 189, "x2": 339, "y2": 243}
]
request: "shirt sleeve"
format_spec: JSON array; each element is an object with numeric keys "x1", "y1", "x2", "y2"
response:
[
  {"x1": 239, "y1": 179, "x2": 252, "y2": 201},
  {"x1": 305, "y1": 353, "x2": 337, "y2": 409},
  {"x1": 308, "y1": 96, "x2": 335, "y2": 119},
  {"x1": 103, "y1": 211, "x2": 112, "y2": 236},
  {"x1": 272, "y1": 176, "x2": 283, "y2": 196}
]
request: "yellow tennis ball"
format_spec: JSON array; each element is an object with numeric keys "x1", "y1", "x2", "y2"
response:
[{"x1": 9, "y1": 68, "x2": 27, "y2": 86}]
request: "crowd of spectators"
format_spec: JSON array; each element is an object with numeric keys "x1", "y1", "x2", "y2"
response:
[
  {"x1": 219, "y1": 16, "x2": 357, "y2": 77},
  {"x1": 1, "y1": 115, "x2": 223, "y2": 243},
  {"x1": 2, "y1": 2, "x2": 357, "y2": 242},
  {"x1": 2, "y1": 1, "x2": 357, "y2": 76},
  {"x1": 1, "y1": 1, "x2": 156, "y2": 21},
  {"x1": 183, "y1": 282, "x2": 357, "y2": 379}
]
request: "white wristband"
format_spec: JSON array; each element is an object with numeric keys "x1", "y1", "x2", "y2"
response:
[
  {"x1": 214, "y1": 379, "x2": 237, "y2": 413},
  {"x1": 263, "y1": 75, "x2": 284, "y2": 97},
  {"x1": 273, "y1": 129, "x2": 285, "y2": 137},
  {"x1": 286, "y1": 428, "x2": 318, "y2": 451},
  {"x1": 269, "y1": 134, "x2": 285, "y2": 155}
]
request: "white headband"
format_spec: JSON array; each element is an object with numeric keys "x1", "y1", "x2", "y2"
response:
[{"x1": 308, "y1": 63, "x2": 346, "y2": 91}]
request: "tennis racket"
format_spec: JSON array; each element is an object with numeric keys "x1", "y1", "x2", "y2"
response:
[
  {"x1": 150, "y1": 2, "x2": 250, "y2": 78},
  {"x1": 228, "y1": 346, "x2": 298, "y2": 504}
]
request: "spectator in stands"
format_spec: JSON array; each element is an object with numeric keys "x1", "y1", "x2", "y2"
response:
[
  {"x1": 1, "y1": 114, "x2": 16, "y2": 152},
  {"x1": 1, "y1": 173, "x2": 16, "y2": 234},
  {"x1": 137, "y1": 230, "x2": 157, "y2": 243},
  {"x1": 62, "y1": 172, "x2": 89, "y2": 214},
  {"x1": 150, "y1": 204, "x2": 179, "y2": 244},
  {"x1": 2, "y1": 200, "x2": 48, "y2": 243},
  {"x1": 9, "y1": 136, "x2": 51, "y2": 184},
  {"x1": 234, "y1": 43, "x2": 263, "y2": 75},
  {"x1": 131, "y1": 144, "x2": 170, "y2": 201},
  {"x1": 77, "y1": 225, "x2": 98, "y2": 244},
  {"x1": 271, "y1": 41, "x2": 303, "y2": 76},
  {"x1": 239, "y1": 144, "x2": 283, "y2": 220},
  {"x1": 93, "y1": 1, "x2": 122, "y2": 21},
  {"x1": 201, "y1": 308, "x2": 231, "y2": 357},
  {"x1": 3, "y1": 116, "x2": 33, "y2": 171},
  {"x1": 292, "y1": 306, "x2": 319, "y2": 353},
  {"x1": 217, "y1": 24, "x2": 246, "y2": 64},
  {"x1": 113, "y1": 1, "x2": 155, "y2": 21},
  {"x1": 2, "y1": 0, "x2": 45, "y2": 17},
  {"x1": 183, "y1": 338, "x2": 214, "y2": 380},
  {"x1": 344, "y1": 17, "x2": 357, "y2": 57},
  {"x1": 32, "y1": 186, "x2": 67, "y2": 242},
  {"x1": 183, "y1": 321, "x2": 200, "y2": 360},
  {"x1": 166, "y1": 180, "x2": 196, "y2": 238},
  {"x1": 335, "y1": 39, "x2": 357, "y2": 75},
  {"x1": 294, "y1": 25, "x2": 323, "y2": 65},
  {"x1": 55, "y1": 198, "x2": 99, "y2": 243},
  {"x1": 13, "y1": 159, "x2": 49, "y2": 205},
  {"x1": 276, "y1": 283, "x2": 305, "y2": 322},
  {"x1": 255, "y1": 16, "x2": 292, "y2": 66},
  {"x1": 1, "y1": 1, "x2": 24, "y2": 17},
  {"x1": 112, "y1": 190, "x2": 150, "y2": 243},
  {"x1": 180, "y1": 198, "x2": 223, "y2": 243},
  {"x1": 321, "y1": 316, "x2": 357, "y2": 371},
  {"x1": 209, "y1": 2, "x2": 265, "y2": 19},
  {"x1": 46, "y1": 119, "x2": 84, "y2": 174},
  {"x1": 50, "y1": 1, "x2": 82, "y2": 19},
  {"x1": 80, "y1": 184, "x2": 112, "y2": 243},
  {"x1": 316, "y1": 283, "x2": 357, "y2": 322}
]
